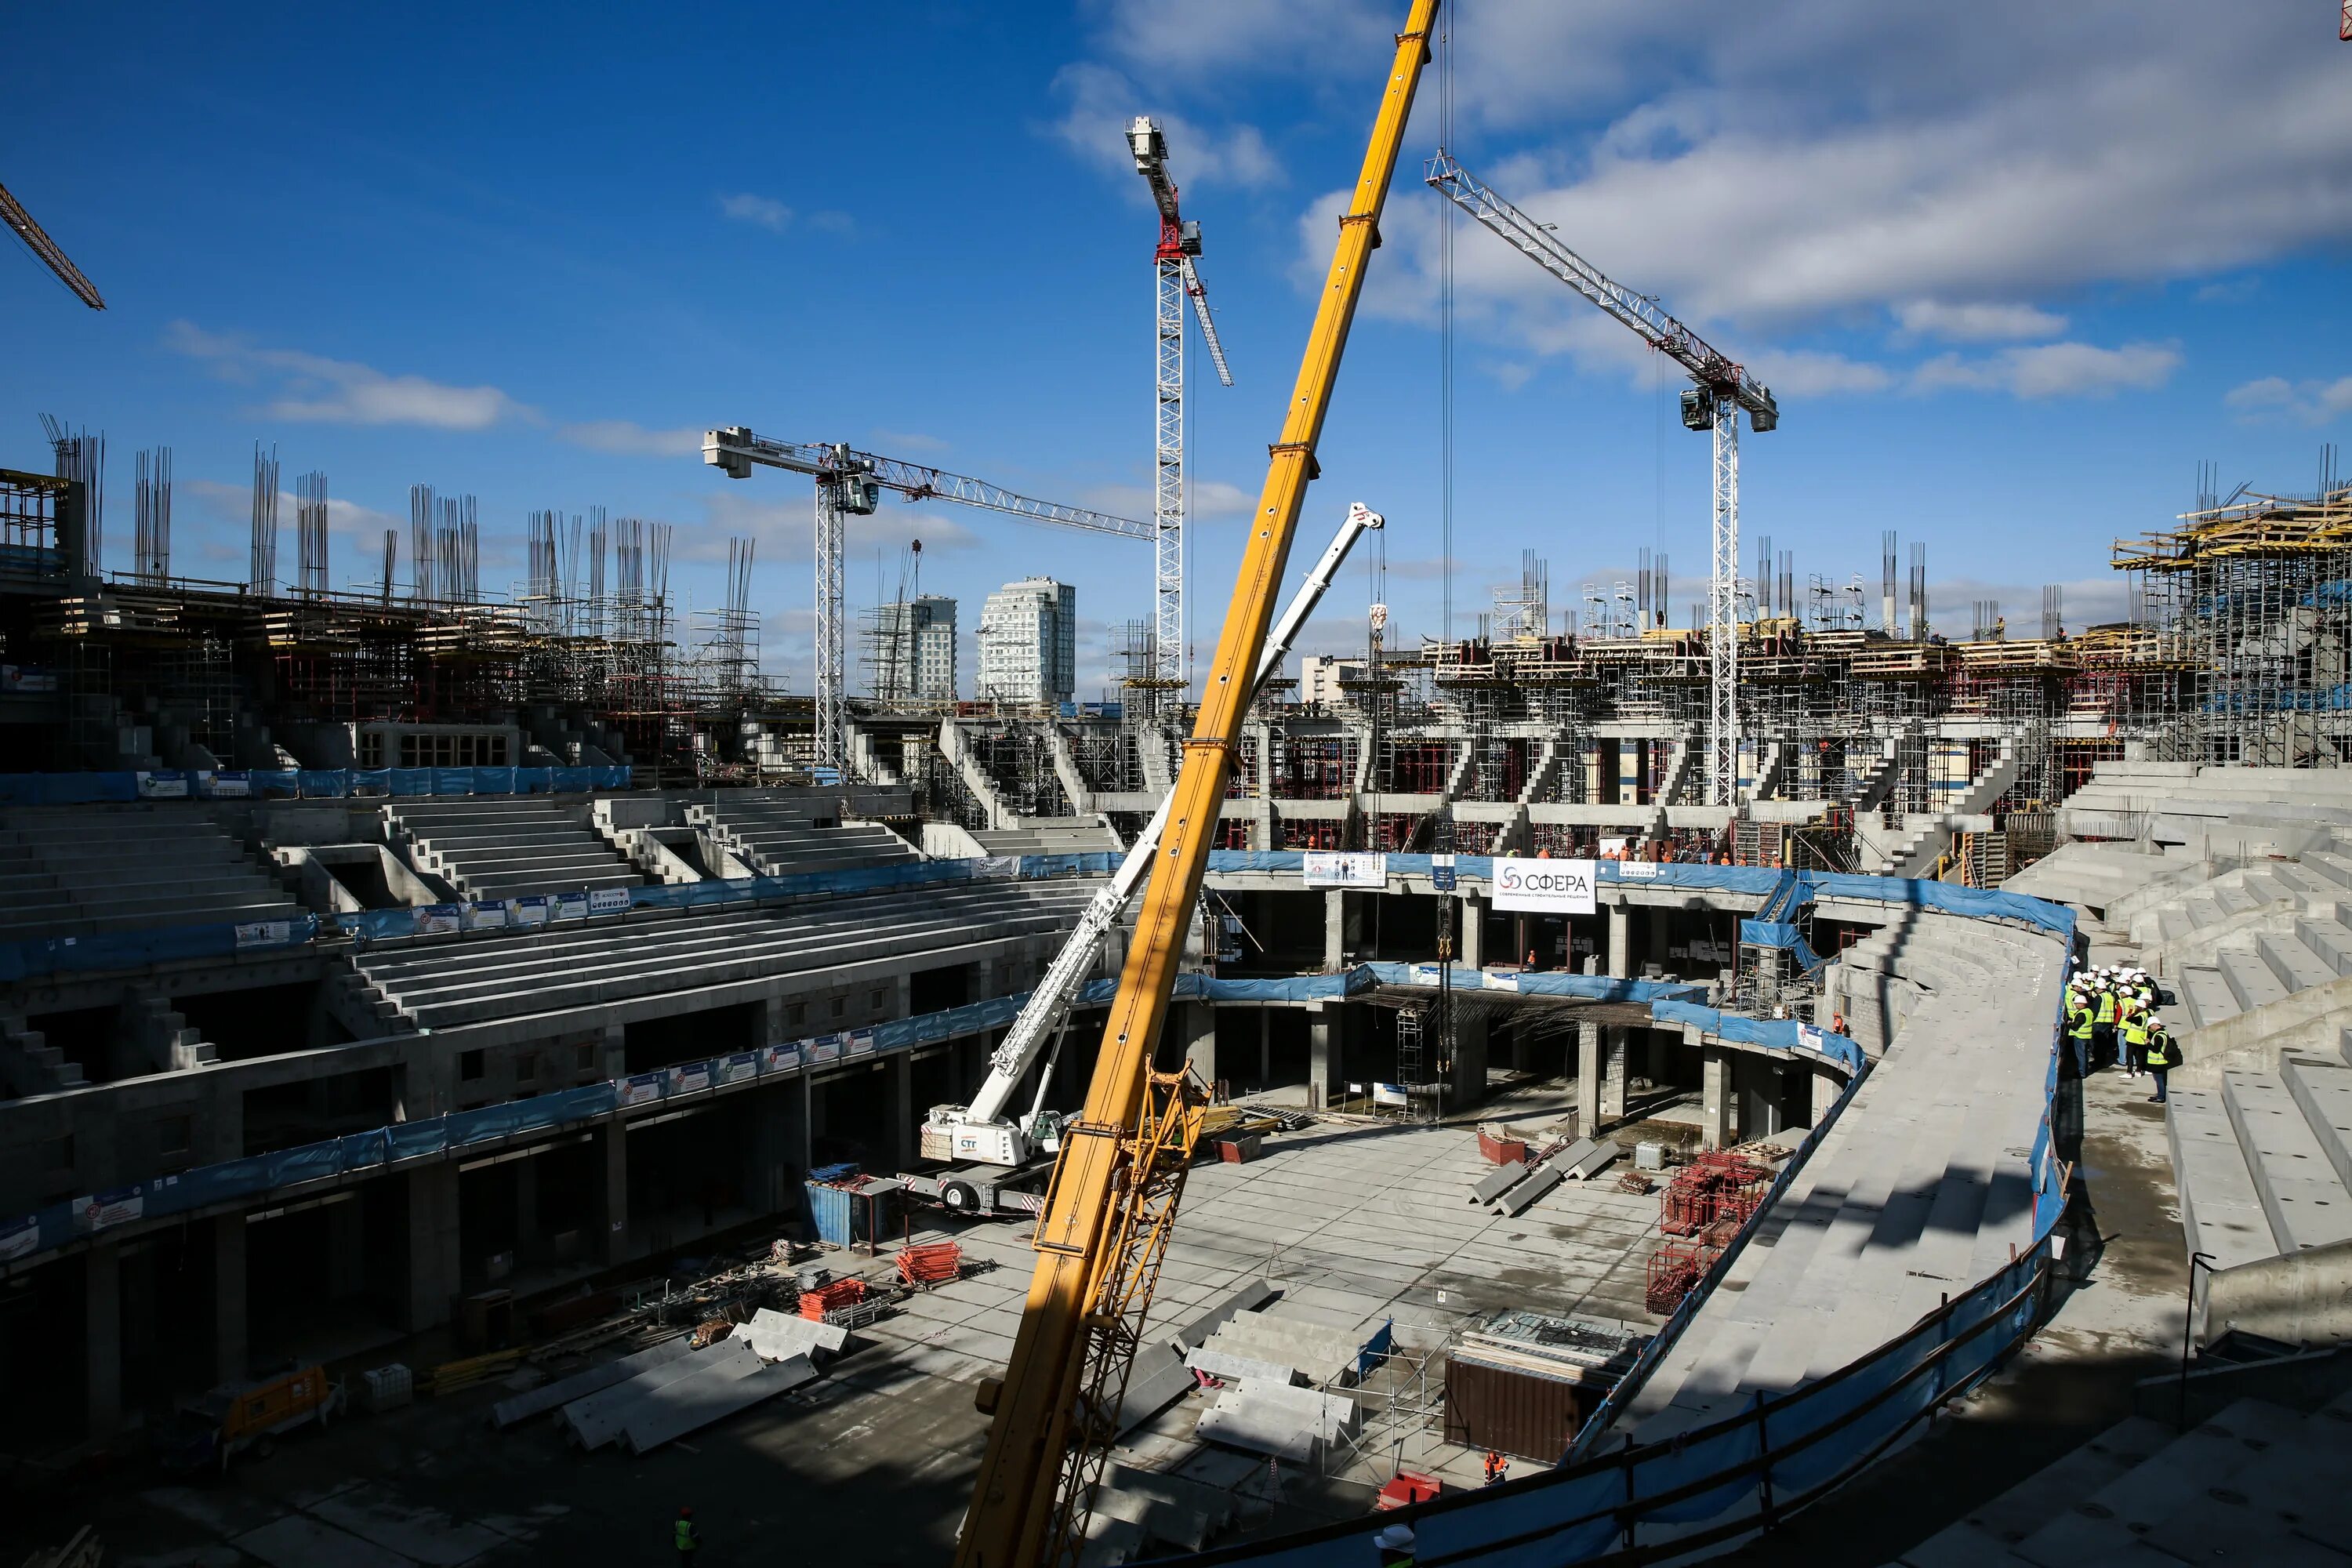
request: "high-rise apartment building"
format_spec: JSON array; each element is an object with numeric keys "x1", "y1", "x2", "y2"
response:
[
  {"x1": 866, "y1": 595, "x2": 958, "y2": 702},
  {"x1": 978, "y1": 578, "x2": 1077, "y2": 705}
]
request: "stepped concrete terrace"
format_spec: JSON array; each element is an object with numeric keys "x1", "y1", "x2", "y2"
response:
[
  {"x1": 1621, "y1": 906, "x2": 2065, "y2": 1443},
  {"x1": 1889, "y1": 1388, "x2": 2352, "y2": 1566},
  {"x1": 685, "y1": 797, "x2": 921, "y2": 878},
  {"x1": 970, "y1": 820, "x2": 1123, "y2": 857},
  {"x1": 350, "y1": 878, "x2": 1103, "y2": 1033},
  {"x1": 0, "y1": 804, "x2": 301, "y2": 940},
  {"x1": 384, "y1": 796, "x2": 644, "y2": 902}
]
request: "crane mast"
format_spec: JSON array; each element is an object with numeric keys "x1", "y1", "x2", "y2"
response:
[
  {"x1": 954, "y1": 10, "x2": 1440, "y2": 1566},
  {"x1": 703, "y1": 430, "x2": 1148, "y2": 777},
  {"x1": 1425, "y1": 151, "x2": 1777, "y2": 808},
  {"x1": 1128, "y1": 118, "x2": 1234, "y2": 700}
]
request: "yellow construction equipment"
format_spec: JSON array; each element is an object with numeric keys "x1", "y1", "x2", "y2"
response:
[{"x1": 951, "y1": 6, "x2": 1443, "y2": 1566}]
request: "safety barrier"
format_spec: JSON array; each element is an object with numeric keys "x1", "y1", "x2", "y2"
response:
[{"x1": 0, "y1": 764, "x2": 633, "y2": 807}]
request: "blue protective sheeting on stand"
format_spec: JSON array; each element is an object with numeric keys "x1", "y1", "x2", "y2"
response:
[{"x1": 0, "y1": 764, "x2": 632, "y2": 806}]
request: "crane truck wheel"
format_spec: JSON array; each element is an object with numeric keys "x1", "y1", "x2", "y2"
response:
[{"x1": 941, "y1": 1179, "x2": 981, "y2": 1214}]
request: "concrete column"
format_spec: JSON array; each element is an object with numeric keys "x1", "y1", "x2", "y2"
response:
[
  {"x1": 215, "y1": 1215, "x2": 248, "y2": 1385},
  {"x1": 1323, "y1": 890, "x2": 1360, "y2": 972},
  {"x1": 891, "y1": 1054, "x2": 915, "y2": 1171},
  {"x1": 1811, "y1": 1065, "x2": 1842, "y2": 1127},
  {"x1": 1601, "y1": 1025, "x2": 1628, "y2": 1121},
  {"x1": 1650, "y1": 907, "x2": 1671, "y2": 971},
  {"x1": 1702, "y1": 1047, "x2": 1735, "y2": 1150},
  {"x1": 597, "y1": 1023, "x2": 627, "y2": 1083},
  {"x1": 1177, "y1": 1002, "x2": 1218, "y2": 1091},
  {"x1": 1449, "y1": 1010, "x2": 1489, "y2": 1107},
  {"x1": 1258, "y1": 1007, "x2": 1272, "y2": 1089},
  {"x1": 326, "y1": 1192, "x2": 365, "y2": 1299},
  {"x1": 1309, "y1": 1007, "x2": 1338, "y2": 1107},
  {"x1": 1576, "y1": 1020, "x2": 1600, "y2": 1131},
  {"x1": 85, "y1": 1243, "x2": 122, "y2": 1440},
  {"x1": 600, "y1": 1121, "x2": 630, "y2": 1266},
  {"x1": 1608, "y1": 898, "x2": 1632, "y2": 978},
  {"x1": 406, "y1": 1162, "x2": 461, "y2": 1331},
  {"x1": 514, "y1": 1152, "x2": 541, "y2": 1260},
  {"x1": 1460, "y1": 895, "x2": 1484, "y2": 969},
  {"x1": 797, "y1": 1070, "x2": 815, "y2": 1175}
]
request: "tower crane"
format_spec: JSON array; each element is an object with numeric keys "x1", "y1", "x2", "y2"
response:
[
  {"x1": 953, "y1": 8, "x2": 1439, "y2": 1566},
  {"x1": 703, "y1": 430, "x2": 1149, "y2": 777},
  {"x1": 916, "y1": 503, "x2": 1383, "y2": 1180},
  {"x1": 0, "y1": 180, "x2": 105, "y2": 310},
  {"x1": 1426, "y1": 152, "x2": 1777, "y2": 808},
  {"x1": 1127, "y1": 117, "x2": 1235, "y2": 699}
]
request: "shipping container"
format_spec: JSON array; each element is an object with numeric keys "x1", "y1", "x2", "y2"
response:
[
  {"x1": 1442, "y1": 1352, "x2": 1607, "y2": 1464},
  {"x1": 804, "y1": 1179, "x2": 898, "y2": 1249}
]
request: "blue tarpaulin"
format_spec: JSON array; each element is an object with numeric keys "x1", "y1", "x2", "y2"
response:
[{"x1": 0, "y1": 764, "x2": 631, "y2": 807}]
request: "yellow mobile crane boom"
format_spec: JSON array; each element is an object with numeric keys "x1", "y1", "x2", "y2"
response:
[{"x1": 952, "y1": 5, "x2": 1443, "y2": 1566}]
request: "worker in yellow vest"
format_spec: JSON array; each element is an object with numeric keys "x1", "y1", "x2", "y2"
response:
[
  {"x1": 2119, "y1": 1004, "x2": 2151, "y2": 1079},
  {"x1": 2065, "y1": 993, "x2": 2096, "y2": 1078},
  {"x1": 2143, "y1": 1021, "x2": 2176, "y2": 1104},
  {"x1": 674, "y1": 1506, "x2": 699, "y2": 1565},
  {"x1": 2092, "y1": 983, "x2": 2119, "y2": 1070}
]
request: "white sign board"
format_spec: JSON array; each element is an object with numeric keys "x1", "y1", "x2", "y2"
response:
[
  {"x1": 1490, "y1": 856, "x2": 1598, "y2": 916},
  {"x1": 1302, "y1": 851, "x2": 1388, "y2": 889}
]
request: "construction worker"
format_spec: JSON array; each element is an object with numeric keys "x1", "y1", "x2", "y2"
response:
[
  {"x1": 1483, "y1": 1450, "x2": 1508, "y2": 1486},
  {"x1": 1375, "y1": 1523, "x2": 1417, "y2": 1568},
  {"x1": 2120, "y1": 999, "x2": 2152, "y2": 1079},
  {"x1": 675, "y1": 1506, "x2": 700, "y2": 1564},
  {"x1": 2144, "y1": 1020, "x2": 2177, "y2": 1104},
  {"x1": 2065, "y1": 990, "x2": 2096, "y2": 1078},
  {"x1": 2092, "y1": 981, "x2": 2119, "y2": 1070}
]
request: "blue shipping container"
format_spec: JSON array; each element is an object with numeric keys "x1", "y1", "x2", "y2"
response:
[{"x1": 806, "y1": 1182, "x2": 854, "y2": 1247}]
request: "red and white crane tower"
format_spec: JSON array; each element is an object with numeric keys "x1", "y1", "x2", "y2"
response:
[{"x1": 1126, "y1": 117, "x2": 1233, "y2": 699}]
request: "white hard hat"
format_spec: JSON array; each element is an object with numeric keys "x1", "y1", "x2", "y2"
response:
[{"x1": 1376, "y1": 1525, "x2": 1417, "y2": 1552}]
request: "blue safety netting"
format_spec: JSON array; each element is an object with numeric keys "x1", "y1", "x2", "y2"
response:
[
  {"x1": 0, "y1": 913, "x2": 317, "y2": 983},
  {"x1": 1738, "y1": 919, "x2": 1828, "y2": 974},
  {"x1": 0, "y1": 764, "x2": 632, "y2": 807}
]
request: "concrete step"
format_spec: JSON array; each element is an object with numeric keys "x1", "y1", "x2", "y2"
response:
[
  {"x1": 2165, "y1": 1087, "x2": 2278, "y2": 1270},
  {"x1": 2219, "y1": 949, "x2": 2291, "y2": 1013},
  {"x1": 2281, "y1": 1055, "x2": 2352, "y2": 1197},
  {"x1": 2257, "y1": 931, "x2": 2339, "y2": 996},
  {"x1": 2221, "y1": 1069, "x2": 2352, "y2": 1254},
  {"x1": 2295, "y1": 916, "x2": 2352, "y2": 975},
  {"x1": 1893, "y1": 1415, "x2": 2176, "y2": 1566},
  {"x1": 2176, "y1": 965, "x2": 2241, "y2": 1029}
]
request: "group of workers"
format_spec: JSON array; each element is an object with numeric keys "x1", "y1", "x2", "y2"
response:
[{"x1": 2064, "y1": 964, "x2": 2176, "y2": 1103}]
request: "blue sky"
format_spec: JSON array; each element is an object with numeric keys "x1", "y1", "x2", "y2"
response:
[{"x1": 6, "y1": 2, "x2": 2349, "y2": 695}]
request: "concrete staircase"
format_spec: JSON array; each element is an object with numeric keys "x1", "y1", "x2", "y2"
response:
[
  {"x1": 0, "y1": 807, "x2": 300, "y2": 940},
  {"x1": 970, "y1": 821, "x2": 1120, "y2": 857},
  {"x1": 688, "y1": 799, "x2": 920, "y2": 879},
  {"x1": 1888, "y1": 1393, "x2": 2352, "y2": 1566},
  {"x1": 385, "y1": 797, "x2": 644, "y2": 903},
  {"x1": 2167, "y1": 1044, "x2": 2352, "y2": 1274}
]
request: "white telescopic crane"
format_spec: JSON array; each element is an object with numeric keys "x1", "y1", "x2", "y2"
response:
[
  {"x1": 921, "y1": 503, "x2": 1385, "y2": 1177},
  {"x1": 704, "y1": 429, "x2": 1150, "y2": 778},
  {"x1": 1127, "y1": 117, "x2": 1234, "y2": 696},
  {"x1": 1425, "y1": 152, "x2": 1778, "y2": 808}
]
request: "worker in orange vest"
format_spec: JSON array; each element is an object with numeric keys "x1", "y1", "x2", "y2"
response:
[{"x1": 1483, "y1": 1450, "x2": 1508, "y2": 1486}]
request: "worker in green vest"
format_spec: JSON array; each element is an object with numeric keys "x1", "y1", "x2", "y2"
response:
[
  {"x1": 2143, "y1": 1021, "x2": 2176, "y2": 1104},
  {"x1": 1375, "y1": 1523, "x2": 1417, "y2": 1568},
  {"x1": 2092, "y1": 982, "x2": 2119, "y2": 1069},
  {"x1": 674, "y1": 1506, "x2": 699, "y2": 1565},
  {"x1": 2119, "y1": 1004, "x2": 2152, "y2": 1079},
  {"x1": 2065, "y1": 993, "x2": 2096, "y2": 1079}
]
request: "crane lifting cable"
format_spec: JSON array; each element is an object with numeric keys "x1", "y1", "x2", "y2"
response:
[{"x1": 951, "y1": 7, "x2": 1443, "y2": 1566}]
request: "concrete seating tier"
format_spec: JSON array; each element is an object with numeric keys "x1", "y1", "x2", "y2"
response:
[
  {"x1": 385, "y1": 797, "x2": 643, "y2": 902},
  {"x1": 352, "y1": 880, "x2": 1102, "y2": 1032},
  {"x1": 2167, "y1": 1044, "x2": 2352, "y2": 1272},
  {"x1": 970, "y1": 822, "x2": 1122, "y2": 857},
  {"x1": 1623, "y1": 910, "x2": 2063, "y2": 1444},
  {"x1": 684, "y1": 799, "x2": 919, "y2": 879},
  {"x1": 1887, "y1": 1392, "x2": 2352, "y2": 1566},
  {"x1": 0, "y1": 807, "x2": 300, "y2": 940}
]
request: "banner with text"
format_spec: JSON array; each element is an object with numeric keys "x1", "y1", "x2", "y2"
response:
[
  {"x1": 1490, "y1": 855, "x2": 1599, "y2": 915},
  {"x1": 1301, "y1": 851, "x2": 1388, "y2": 889}
]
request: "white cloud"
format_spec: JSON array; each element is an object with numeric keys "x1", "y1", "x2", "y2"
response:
[
  {"x1": 1748, "y1": 349, "x2": 1894, "y2": 397},
  {"x1": 2225, "y1": 374, "x2": 2352, "y2": 426},
  {"x1": 1911, "y1": 340, "x2": 2180, "y2": 398},
  {"x1": 1048, "y1": 63, "x2": 1283, "y2": 195},
  {"x1": 1893, "y1": 300, "x2": 2068, "y2": 343},
  {"x1": 719, "y1": 193, "x2": 793, "y2": 232},
  {"x1": 164, "y1": 320, "x2": 529, "y2": 431},
  {"x1": 558, "y1": 419, "x2": 704, "y2": 457}
]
